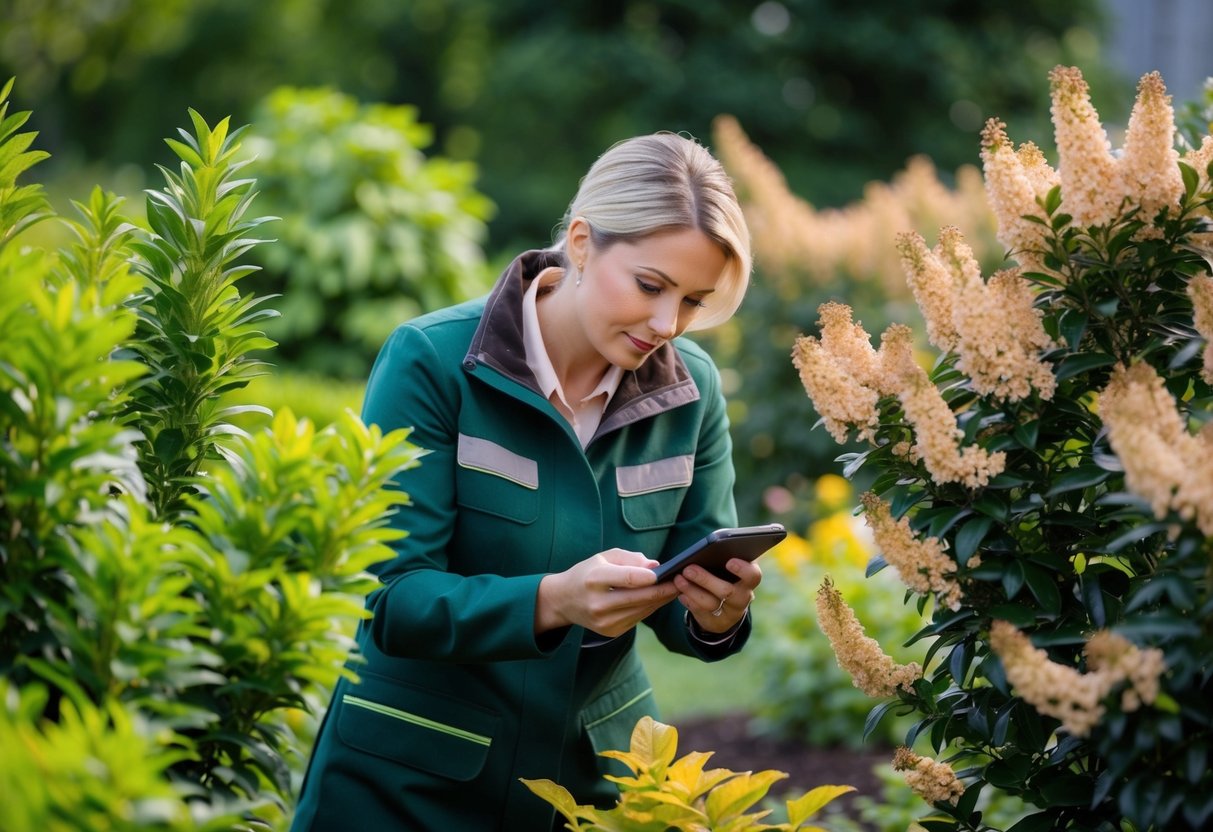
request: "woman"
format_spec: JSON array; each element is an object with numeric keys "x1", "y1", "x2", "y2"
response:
[{"x1": 290, "y1": 132, "x2": 761, "y2": 831}]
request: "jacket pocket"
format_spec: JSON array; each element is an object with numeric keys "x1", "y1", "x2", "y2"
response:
[
  {"x1": 617, "y1": 454, "x2": 692, "y2": 531},
  {"x1": 581, "y1": 664, "x2": 657, "y2": 766},
  {"x1": 336, "y1": 672, "x2": 499, "y2": 782},
  {"x1": 455, "y1": 433, "x2": 539, "y2": 523}
]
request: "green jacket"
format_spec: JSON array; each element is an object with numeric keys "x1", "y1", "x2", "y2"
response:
[{"x1": 291, "y1": 250, "x2": 749, "y2": 831}]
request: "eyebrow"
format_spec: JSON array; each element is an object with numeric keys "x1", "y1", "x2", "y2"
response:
[{"x1": 639, "y1": 266, "x2": 716, "y2": 293}]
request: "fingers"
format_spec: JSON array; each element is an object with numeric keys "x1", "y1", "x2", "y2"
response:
[{"x1": 675, "y1": 558, "x2": 762, "y2": 632}]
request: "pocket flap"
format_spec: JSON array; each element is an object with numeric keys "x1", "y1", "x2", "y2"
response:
[
  {"x1": 457, "y1": 433, "x2": 539, "y2": 489},
  {"x1": 616, "y1": 455, "x2": 693, "y2": 496},
  {"x1": 581, "y1": 666, "x2": 657, "y2": 774},
  {"x1": 337, "y1": 673, "x2": 499, "y2": 782}
]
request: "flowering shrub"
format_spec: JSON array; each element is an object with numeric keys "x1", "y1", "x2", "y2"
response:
[{"x1": 796, "y1": 67, "x2": 1213, "y2": 831}]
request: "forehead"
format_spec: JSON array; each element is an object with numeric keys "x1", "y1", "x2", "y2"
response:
[{"x1": 606, "y1": 227, "x2": 728, "y2": 291}]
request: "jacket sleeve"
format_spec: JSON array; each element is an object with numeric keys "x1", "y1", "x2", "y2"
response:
[
  {"x1": 643, "y1": 350, "x2": 751, "y2": 662},
  {"x1": 359, "y1": 323, "x2": 565, "y2": 662}
]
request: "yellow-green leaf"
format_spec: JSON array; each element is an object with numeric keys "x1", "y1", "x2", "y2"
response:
[
  {"x1": 705, "y1": 770, "x2": 788, "y2": 821},
  {"x1": 786, "y1": 785, "x2": 856, "y2": 826},
  {"x1": 519, "y1": 778, "x2": 579, "y2": 817}
]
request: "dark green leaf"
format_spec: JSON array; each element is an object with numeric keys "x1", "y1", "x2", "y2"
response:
[
  {"x1": 1054, "y1": 352, "x2": 1116, "y2": 381},
  {"x1": 1059, "y1": 310, "x2": 1088, "y2": 349},
  {"x1": 1006, "y1": 812, "x2": 1058, "y2": 832},
  {"x1": 1044, "y1": 465, "x2": 1111, "y2": 497},
  {"x1": 1012, "y1": 419, "x2": 1040, "y2": 450},
  {"x1": 1039, "y1": 774, "x2": 1093, "y2": 806},
  {"x1": 152, "y1": 428, "x2": 186, "y2": 463},
  {"x1": 862, "y1": 700, "x2": 899, "y2": 742},
  {"x1": 1002, "y1": 561, "x2": 1025, "y2": 599},
  {"x1": 987, "y1": 602, "x2": 1034, "y2": 628},
  {"x1": 1021, "y1": 564, "x2": 1062, "y2": 615},
  {"x1": 1180, "y1": 160, "x2": 1199, "y2": 198},
  {"x1": 928, "y1": 506, "x2": 973, "y2": 538},
  {"x1": 953, "y1": 516, "x2": 994, "y2": 565},
  {"x1": 1104, "y1": 521, "x2": 1170, "y2": 553},
  {"x1": 865, "y1": 554, "x2": 889, "y2": 578}
]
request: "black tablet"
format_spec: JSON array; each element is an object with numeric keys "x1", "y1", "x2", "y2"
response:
[{"x1": 652, "y1": 523, "x2": 787, "y2": 583}]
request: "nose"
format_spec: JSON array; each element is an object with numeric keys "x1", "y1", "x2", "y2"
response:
[{"x1": 649, "y1": 302, "x2": 679, "y2": 340}]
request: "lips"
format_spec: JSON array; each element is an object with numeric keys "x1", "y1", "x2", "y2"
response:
[{"x1": 627, "y1": 334, "x2": 657, "y2": 352}]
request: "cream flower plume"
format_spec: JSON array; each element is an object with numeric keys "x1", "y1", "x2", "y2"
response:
[
  {"x1": 816, "y1": 577, "x2": 921, "y2": 697},
  {"x1": 859, "y1": 492, "x2": 967, "y2": 610},
  {"x1": 980, "y1": 118, "x2": 1057, "y2": 272},
  {"x1": 881, "y1": 325, "x2": 1007, "y2": 488},
  {"x1": 1099, "y1": 362, "x2": 1213, "y2": 535},
  {"x1": 1119, "y1": 71, "x2": 1183, "y2": 224},
  {"x1": 892, "y1": 747, "x2": 966, "y2": 806},
  {"x1": 1049, "y1": 65, "x2": 1122, "y2": 227},
  {"x1": 991, "y1": 621, "x2": 1166, "y2": 737},
  {"x1": 1189, "y1": 275, "x2": 1213, "y2": 385}
]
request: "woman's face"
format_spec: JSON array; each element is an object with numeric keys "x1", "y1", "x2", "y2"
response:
[{"x1": 570, "y1": 222, "x2": 728, "y2": 371}]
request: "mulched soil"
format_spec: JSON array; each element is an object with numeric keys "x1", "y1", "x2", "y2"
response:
[{"x1": 674, "y1": 711, "x2": 892, "y2": 826}]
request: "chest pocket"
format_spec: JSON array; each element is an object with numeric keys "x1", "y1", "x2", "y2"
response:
[
  {"x1": 455, "y1": 434, "x2": 539, "y2": 524},
  {"x1": 616, "y1": 454, "x2": 693, "y2": 531}
]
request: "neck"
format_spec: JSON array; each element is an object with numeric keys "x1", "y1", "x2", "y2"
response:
[{"x1": 536, "y1": 275, "x2": 611, "y2": 397}]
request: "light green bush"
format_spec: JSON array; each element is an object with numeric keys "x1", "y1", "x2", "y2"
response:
[
  {"x1": 0, "y1": 78, "x2": 423, "y2": 829},
  {"x1": 241, "y1": 86, "x2": 495, "y2": 378}
]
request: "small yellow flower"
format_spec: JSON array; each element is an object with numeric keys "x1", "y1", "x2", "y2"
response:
[{"x1": 814, "y1": 473, "x2": 852, "y2": 511}]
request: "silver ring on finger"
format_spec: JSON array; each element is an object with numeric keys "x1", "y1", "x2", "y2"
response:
[{"x1": 711, "y1": 595, "x2": 727, "y2": 616}]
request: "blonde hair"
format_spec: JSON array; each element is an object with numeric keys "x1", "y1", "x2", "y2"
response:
[{"x1": 556, "y1": 132, "x2": 752, "y2": 330}]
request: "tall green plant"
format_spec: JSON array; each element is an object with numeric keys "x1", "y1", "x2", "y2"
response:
[
  {"x1": 0, "y1": 78, "x2": 424, "y2": 829},
  {"x1": 125, "y1": 109, "x2": 279, "y2": 519},
  {"x1": 795, "y1": 67, "x2": 1212, "y2": 831}
]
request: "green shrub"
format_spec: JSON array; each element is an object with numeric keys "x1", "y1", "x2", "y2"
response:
[
  {"x1": 523, "y1": 715, "x2": 854, "y2": 832},
  {"x1": 0, "y1": 78, "x2": 423, "y2": 828},
  {"x1": 240, "y1": 86, "x2": 496, "y2": 378},
  {"x1": 796, "y1": 66, "x2": 1213, "y2": 831}
]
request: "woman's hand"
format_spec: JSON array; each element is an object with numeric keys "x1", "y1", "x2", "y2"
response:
[
  {"x1": 536, "y1": 549, "x2": 680, "y2": 638},
  {"x1": 673, "y1": 559, "x2": 762, "y2": 634}
]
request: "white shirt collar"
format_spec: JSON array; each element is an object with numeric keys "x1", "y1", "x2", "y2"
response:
[{"x1": 521, "y1": 269, "x2": 623, "y2": 445}]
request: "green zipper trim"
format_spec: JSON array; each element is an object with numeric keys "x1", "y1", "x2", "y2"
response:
[
  {"x1": 584, "y1": 687, "x2": 653, "y2": 731},
  {"x1": 343, "y1": 695, "x2": 491, "y2": 746}
]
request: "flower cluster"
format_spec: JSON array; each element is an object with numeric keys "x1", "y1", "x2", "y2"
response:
[
  {"x1": 1189, "y1": 274, "x2": 1213, "y2": 384},
  {"x1": 891, "y1": 747, "x2": 965, "y2": 806},
  {"x1": 859, "y1": 492, "x2": 968, "y2": 610},
  {"x1": 881, "y1": 325, "x2": 1007, "y2": 488},
  {"x1": 984, "y1": 68, "x2": 1193, "y2": 272},
  {"x1": 1085, "y1": 631, "x2": 1167, "y2": 712},
  {"x1": 1099, "y1": 362, "x2": 1213, "y2": 535},
  {"x1": 897, "y1": 228, "x2": 1057, "y2": 401},
  {"x1": 815, "y1": 577, "x2": 921, "y2": 697},
  {"x1": 990, "y1": 621, "x2": 1166, "y2": 737},
  {"x1": 794, "y1": 307, "x2": 1007, "y2": 488},
  {"x1": 712, "y1": 114, "x2": 997, "y2": 298}
]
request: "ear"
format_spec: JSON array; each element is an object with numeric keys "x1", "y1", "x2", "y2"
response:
[{"x1": 565, "y1": 216, "x2": 592, "y2": 268}]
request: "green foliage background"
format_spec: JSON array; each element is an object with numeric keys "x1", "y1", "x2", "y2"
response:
[{"x1": 3, "y1": 0, "x2": 1124, "y2": 253}]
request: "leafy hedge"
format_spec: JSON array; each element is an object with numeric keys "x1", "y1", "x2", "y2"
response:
[{"x1": 0, "y1": 79, "x2": 423, "y2": 830}]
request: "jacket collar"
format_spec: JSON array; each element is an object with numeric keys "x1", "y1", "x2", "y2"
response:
[{"x1": 464, "y1": 250, "x2": 700, "y2": 436}]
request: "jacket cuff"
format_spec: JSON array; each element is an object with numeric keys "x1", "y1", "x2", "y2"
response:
[{"x1": 685, "y1": 608, "x2": 748, "y2": 647}]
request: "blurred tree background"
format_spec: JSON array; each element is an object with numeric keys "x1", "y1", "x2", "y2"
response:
[{"x1": 1, "y1": 0, "x2": 1130, "y2": 525}]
